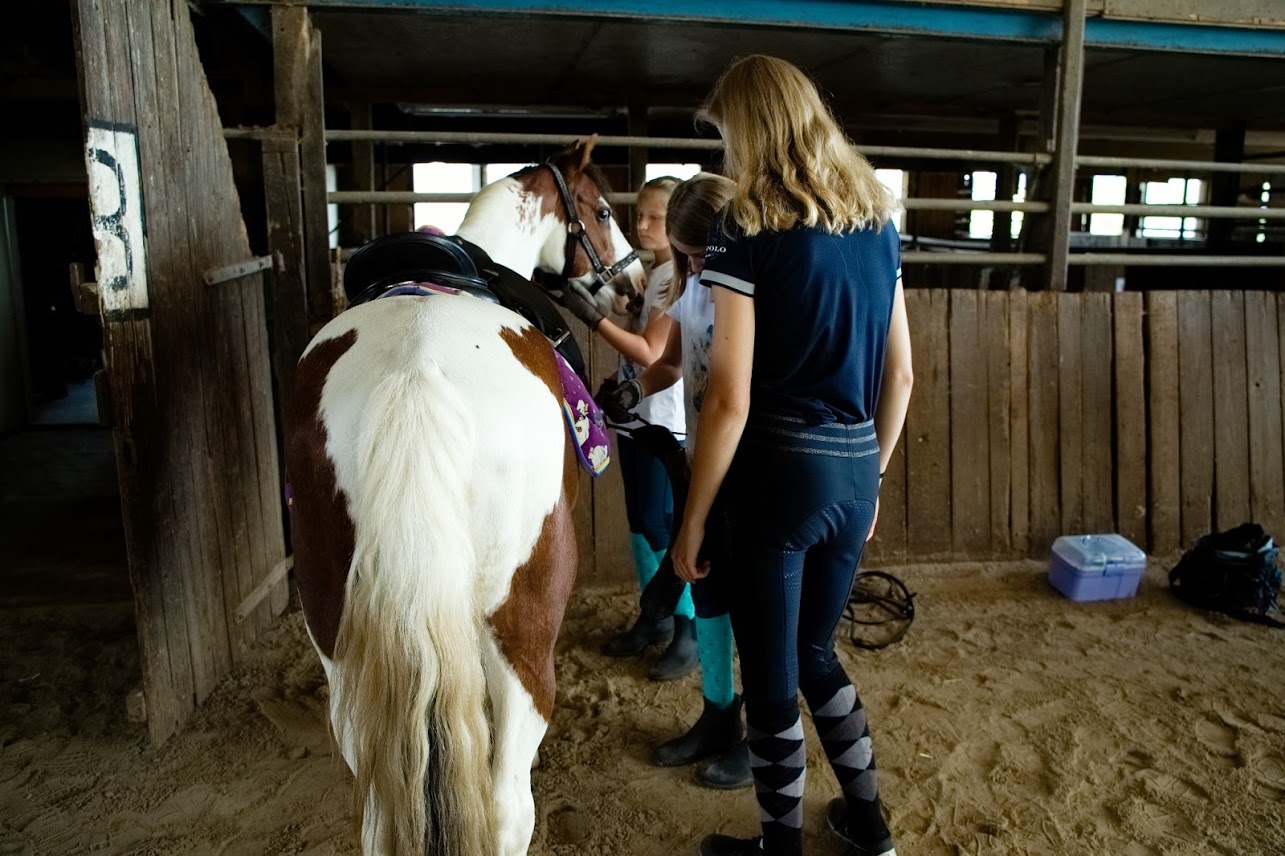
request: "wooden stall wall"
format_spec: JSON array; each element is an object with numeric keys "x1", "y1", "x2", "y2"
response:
[
  {"x1": 74, "y1": 0, "x2": 288, "y2": 743},
  {"x1": 582, "y1": 288, "x2": 1285, "y2": 581},
  {"x1": 866, "y1": 288, "x2": 1285, "y2": 563}
]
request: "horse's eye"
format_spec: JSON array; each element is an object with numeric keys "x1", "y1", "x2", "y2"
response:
[{"x1": 596, "y1": 207, "x2": 611, "y2": 223}]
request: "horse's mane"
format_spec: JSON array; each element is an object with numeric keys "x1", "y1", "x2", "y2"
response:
[{"x1": 512, "y1": 153, "x2": 614, "y2": 201}]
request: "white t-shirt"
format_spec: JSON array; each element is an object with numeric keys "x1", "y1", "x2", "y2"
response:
[
  {"x1": 617, "y1": 260, "x2": 685, "y2": 434},
  {"x1": 665, "y1": 273, "x2": 715, "y2": 457}
]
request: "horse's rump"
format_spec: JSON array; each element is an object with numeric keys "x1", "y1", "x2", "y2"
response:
[{"x1": 287, "y1": 295, "x2": 570, "y2": 854}]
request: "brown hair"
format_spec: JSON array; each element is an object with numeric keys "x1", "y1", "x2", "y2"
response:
[
  {"x1": 697, "y1": 55, "x2": 894, "y2": 236},
  {"x1": 661, "y1": 172, "x2": 736, "y2": 309}
]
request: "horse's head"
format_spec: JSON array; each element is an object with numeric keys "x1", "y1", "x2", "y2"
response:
[{"x1": 520, "y1": 136, "x2": 645, "y2": 314}]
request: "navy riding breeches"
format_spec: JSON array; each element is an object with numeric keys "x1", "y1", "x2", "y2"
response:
[
  {"x1": 616, "y1": 433, "x2": 674, "y2": 552},
  {"x1": 724, "y1": 413, "x2": 880, "y2": 707}
]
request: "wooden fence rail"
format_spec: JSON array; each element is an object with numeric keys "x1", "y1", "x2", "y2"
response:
[{"x1": 576, "y1": 288, "x2": 1285, "y2": 584}]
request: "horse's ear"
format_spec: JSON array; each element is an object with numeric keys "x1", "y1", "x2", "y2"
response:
[{"x1": 579, "y1": 134, "x2": 599, "y2": 169}]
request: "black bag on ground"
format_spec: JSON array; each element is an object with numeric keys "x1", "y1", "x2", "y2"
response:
[{"x1": 1168, "y1": 523, "x2": 1285, "y2": 628}]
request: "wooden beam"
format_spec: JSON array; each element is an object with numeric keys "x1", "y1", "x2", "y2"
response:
[
  {"x1": 1147, "y1": 291, "x2": 1181, "y2": 555},
  {"x1": 1008, "y1": 288, "x2": 1030, "y2": 555},
  {"x1": 950, "y1": 290, "x2": 989, "y2": 553},
  {"x1": 1040, "y1": 0, "x2": 1086, "y2": 292},
  {"x1": 1113, "y1": 292, "x2": 1146, "y2": 548},
  {"x1": 627, "y1": 104, "x2": 648, "y2": 202},
  {"x1": 905, "y1": 290, "x2": 952, "y2": 558},
  {"x1": 348, "y1": 101, "x2": 375, "y2": 245},
  {"x1": 273, "y1": 5, "x2": 333, "y2": 325},
  {"x1": 262, "y1": 132, "x2": 312, "y2": 420},
  {"x1": 235, "y1": 556, "x2": 294, "y2": 623}
]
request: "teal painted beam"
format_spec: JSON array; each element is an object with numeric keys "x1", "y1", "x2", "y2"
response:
[
  {"x1": 246, "y1": 0, "x2": 1285, "y2": 57},
  {"x1": 234, "y1": 4, "x2": 273, "y2": 40}
]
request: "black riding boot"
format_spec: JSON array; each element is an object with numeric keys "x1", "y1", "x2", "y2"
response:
[
  {"x1": 826, "y1": 799, "x2": 897, "y2": 856},
  {"x1": 699, "y1": 835, "x2": 764, "y2": 855},
  {"x1": 649, "y1": 615, "x2": 698, "y2": 681},
  {"x1": 652, "y1": 695, "x2": 744, "y2": 767},
  {"x1": 698, "y1": 740, "x2": 752, "y2": 789},
  {"x1": 601, "y1": 613, "x2": 673, "y2": 658}
]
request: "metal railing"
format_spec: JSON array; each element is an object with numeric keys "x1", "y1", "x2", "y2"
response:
[{"x1": 306, "y1": 128, "x2": 1285, "y2": 267}]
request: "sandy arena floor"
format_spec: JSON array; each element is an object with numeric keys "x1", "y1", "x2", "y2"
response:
[{"x1": 2, "y1": 431, "x2": 1284, "y2": 855}]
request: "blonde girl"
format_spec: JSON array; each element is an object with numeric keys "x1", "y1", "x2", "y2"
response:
[
  {"x1": 672, "y1": 56, "x2": 913, "y2": 856},
  {"x1": 569, "y1": 176, "x2": 698, "y2": 681}
]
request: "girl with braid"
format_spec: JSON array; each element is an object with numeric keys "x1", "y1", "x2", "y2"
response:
[
  {"x1": 603, "y1": 172, "x2": 751, "y2": 790},
  {"x1": 670, "y1": 55, "x2": 914, "y2": 856}
]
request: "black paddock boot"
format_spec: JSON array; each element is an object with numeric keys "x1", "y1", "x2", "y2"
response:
[
  {"x1": 699, "y1": 834, "x2": 763, "y2": 855},
  {"x1": 601, "y1": 613, "x2": 673, "y2": 658},
  {"x1": 652, "y1": 695, "x2": 744, "y2": 767},
  {"x1": 826, "y1": 798, "x2": 897, "y2": 856},
  {"x1": 698, "y1": 740, "x2": 752, "y2": 790},
  {"x1": 649, "y1": 615, "x2": 698, "y2": 681}
]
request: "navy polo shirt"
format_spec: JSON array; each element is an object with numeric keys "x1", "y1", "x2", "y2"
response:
[{"x1": 700, "y1": 218, "x2": 900, "y2": 425}]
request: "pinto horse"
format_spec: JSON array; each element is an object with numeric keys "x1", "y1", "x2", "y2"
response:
[{"x1": 285, "y1": 138, "x2": 642, "y2": 856}]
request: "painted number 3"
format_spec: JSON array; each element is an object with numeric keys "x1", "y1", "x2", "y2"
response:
[{"x1": 86, "y1": 121, "x2": 149, "y2": 314}]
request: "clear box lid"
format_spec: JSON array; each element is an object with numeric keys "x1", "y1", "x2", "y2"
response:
[{"x1": 1051, "y1": 534, "x2": 1147, "y2": 572}]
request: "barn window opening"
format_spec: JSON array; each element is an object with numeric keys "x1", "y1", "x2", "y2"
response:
[
  {"x1": 1258, "y1": 181, "x2": 1272, "y2": 244},
  {"x1": 1139, "y1": 177, "x2": 1203, "y2": 240},
  {"x1": 875, "y1": 168, "x2": 907, "y2": 232},
  {"x1": 1010, "y1": 172, "x2": 1028, "y2": 240},
  {"x1": 413, "y1": 162, "x2": 479, "y2": 234},
  {"x1": 326, "y1": 164, "x2": 339, "y2": 249},
  {"x1": 483, "y1": 163, "x2": 531, "y2": 184},
  {"x1": 965, "y1": 171, "x2": 1025, "y2": 240},
  {"x1": 1089, "y1": 175, "x2": 1127, "y2": 236},
  {"x1": 968, "y1": 170, "x2": 996, "y2": 240},
  {"x1": 646, "y1": 163, "x2": 702, "y2": 182}
]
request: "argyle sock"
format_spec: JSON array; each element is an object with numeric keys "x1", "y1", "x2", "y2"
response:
[
  {"x1": 746, "y1": 701, "x2": 805, "y2": 856},
  {"x1": 801, "y1": 666, "x2": 890, "y2": 844}
]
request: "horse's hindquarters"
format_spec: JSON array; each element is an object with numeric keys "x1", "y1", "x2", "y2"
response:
[{"x1": 286, "y1": 295, "x2": 573, "y2": 855}]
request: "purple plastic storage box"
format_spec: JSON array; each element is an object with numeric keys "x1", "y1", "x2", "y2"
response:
[{"x1": 1049, "y1": 534, "x2": 1147, "y2": 602}]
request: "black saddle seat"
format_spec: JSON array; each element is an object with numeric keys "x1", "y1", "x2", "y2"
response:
[
  {"x1": 341, "y1": 232, "x2": 590, "y2": 385},
  {"x1": 343, "y1": 232, "x2": 499, "y2": 306}
]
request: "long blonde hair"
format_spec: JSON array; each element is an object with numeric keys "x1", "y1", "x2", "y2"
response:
[
  {"x1": 661, "y1": 172, "x2": 736, "y2": 309},
  {"x1": 698, "y1": 54, "x2": 894, "y2": 236}
]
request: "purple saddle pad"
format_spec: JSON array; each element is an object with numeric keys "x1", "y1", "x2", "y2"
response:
[{"x1": 554, "y1": 351, "x2": 611, "y2": 477}]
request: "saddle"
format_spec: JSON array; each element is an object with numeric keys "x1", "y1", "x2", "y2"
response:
[{"x1": 342, "y1": 231, "x2": 588, "y2": 383}]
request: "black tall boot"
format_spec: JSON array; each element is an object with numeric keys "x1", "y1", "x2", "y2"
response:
[
  {"x1": 601, "y1": 613, "x2": 673, "y2": 658},
  {"x1": 652, "y1": 695, "x2": 744, "y2": 767},
  {"x1": 649, "y1": 614, "x2": 698, "y2": 681}
]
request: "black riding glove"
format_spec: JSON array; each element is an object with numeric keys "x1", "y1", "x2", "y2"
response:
[
  {"x1": 552, "y1": 281, "x2": 605, "y2": 331},
  {"x1": 598, "y1": 378, "x2": 642, "y2": 424},
  {"x1": 594, "y1": 376, "x2": 620, "y2": 403}
]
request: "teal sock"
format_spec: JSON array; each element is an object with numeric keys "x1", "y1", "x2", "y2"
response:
[
  {"x1": 695, "y1": 614, "x2": 735, "y2": 708},
  {"x1": 652, "y1": 546, "x2": 696, "y2": 620},
  {"x1": 630, "y1": 533, "x2": 661, "y2": 591}
]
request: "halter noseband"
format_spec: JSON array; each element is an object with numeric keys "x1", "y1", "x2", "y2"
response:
[{"x1": 543, "y1": 162, "x2": 639, "y2": 296}]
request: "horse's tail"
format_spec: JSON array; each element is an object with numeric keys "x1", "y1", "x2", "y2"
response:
[{"x1": 333, "y1": 361, "x2": 493, "y2": 855}]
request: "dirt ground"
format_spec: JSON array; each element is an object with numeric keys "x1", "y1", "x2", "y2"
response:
[{"x1": 3, "y1": 429, "x2": 1285, "y2": 855}]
